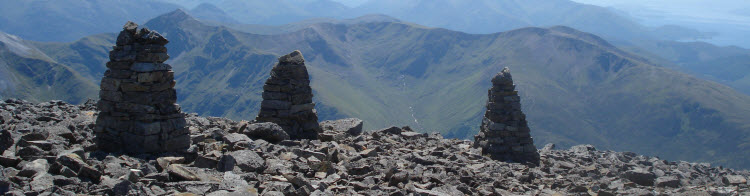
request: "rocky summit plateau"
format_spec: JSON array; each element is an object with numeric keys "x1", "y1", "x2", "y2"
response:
[{"x1": 0, "y1": 99, "x2": 749, "y2": 195}]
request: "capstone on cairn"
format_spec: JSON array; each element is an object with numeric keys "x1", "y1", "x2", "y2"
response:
[
  {"x1": 255, "y1": 50, "x2": 321, "y2": 140},
  {"x1": 474, "y1": 67, "x2": 540, "y2": 165},
  {"x1": 94, "y1": 21, "x2": 189, "y2": 153}
]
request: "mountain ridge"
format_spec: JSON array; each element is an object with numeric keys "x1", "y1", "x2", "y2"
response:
[{"x1": 0, "y1": 31, "x2": 97, "y2": 103}]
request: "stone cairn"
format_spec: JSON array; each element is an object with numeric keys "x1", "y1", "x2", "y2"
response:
[
  {"x1": 474, "y1": 67, "x2": 540, "y2": 165},
  {"x1": 94, "y1": 21, "x2": 189, "y2": 153},
  {"x1": 255, "y1": 50, "x2": 321, "y2": 140}
]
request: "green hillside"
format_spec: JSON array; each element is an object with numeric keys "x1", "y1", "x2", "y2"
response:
[{"x1": 620, "y1": 40, "x2": 750, "y2": 95}]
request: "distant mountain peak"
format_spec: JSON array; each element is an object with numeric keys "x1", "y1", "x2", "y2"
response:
[
  {"x1": 144, "y1": 8, "x2": 207, "y2": 35},
  {"x1": 0, "y1": 31, "x2": 34, "y2": 57},
  {"x1": 193, "y1": 3, "x2": 225, "y2": 13},
  {"x1": 548, "y1": 26, "x2": 614, "y2": 48},
  {"x1": 158, "y1": 9, "x2": 197, "y2": 23},
  {"x1": 347, "y1": 14, "x2": 400, "y2": 23},
  {"x1": 0, "y1": 31, "x2": 53, "y2": 61}
]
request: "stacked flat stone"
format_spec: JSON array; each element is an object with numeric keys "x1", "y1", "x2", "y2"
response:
[
  {"x1": 255, "y1": 50, "x2": 321, "y2": 140},
  {"x1": 94, "y1": 21, "x2": 189, "y2": 153},
  {"x1": 474, "y1": 67, "x2": 540, "y2": 165}
]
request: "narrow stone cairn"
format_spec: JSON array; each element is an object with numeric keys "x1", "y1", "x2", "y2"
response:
[
  {"x1": 255, "y1": 50, "x2": 321, "y2": 140},
  {"x1": 474, "y1": 67, "x2": 540, "y2": 165},
  {"x1": 94, "y1": 21, "x2": 189, "y2": 153}
]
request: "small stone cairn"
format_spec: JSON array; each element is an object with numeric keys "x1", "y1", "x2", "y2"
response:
[
  {"x1": 255, "y1": 50, "x2": 321, "y2": 140},
  {"x1": 94, "y1": 21, "x2": 189, "y2": 153},
  {"x1": 474, "y1": 67, "x2": 540, "y2": 165}
]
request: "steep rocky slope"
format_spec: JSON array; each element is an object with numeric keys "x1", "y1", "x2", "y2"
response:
[{"x1": 1, "y1": 99, "x2": 749, "y2": 195}]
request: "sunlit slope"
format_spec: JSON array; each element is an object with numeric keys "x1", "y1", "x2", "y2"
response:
[{"x1": 0, "y1": 32, "x2": 97, "y2": 103}]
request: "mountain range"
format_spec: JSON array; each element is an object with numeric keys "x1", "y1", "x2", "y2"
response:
[
  {"x1": 6, "y1": 9, "x2": 750, "y2": 168},
  {"x1": 0, "y1": 0, "x2": 714, "y2": 44},
  {"x1": 160, "y1": 0, "x2": 713, "y2": 43},
  {"x1": 0, "y1": 0, "x2": 182, "y2": 42},
  {"x1": 0, "y1": 32, "x2": 96, "y2": 103}
]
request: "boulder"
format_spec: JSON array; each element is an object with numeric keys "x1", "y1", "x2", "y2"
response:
[
  {"x1": 0, "y1": 180, "x2": 10, "y2": 194},
  {"x1": 219, "y1": 172, "x2": 249, "y2": 191},
  {"x1": 219, "y1": 150, "x2": 266, "y2": 173},
  {"x1": 157, "y1": 157, "x2": 186, "y2": 171},
  {"x1": 111, "y1": 178, "x2": 135, "y2": 195},
  {"x1": 320, "y1": 118, "x2": 363, "y2": 136},
  {"x1": 655, "y1": 176, "x2": 680, "y2": 188},
  {"x1": 123, "y1": 169, "x2": 142, "y2": 183},
  {"x1": 243, "y1": 122, "x2": 289, "y2": 143},
  {"x1": 0, "y1": 130, "x2": 12, "y2": 152},
  {"x1": 17, "y1": 159, "x2": 49, "y2": 178},
  {"x1": 17, "y1": 145, "x2": 45, "y2": 160},
  {"x1": 29, "y1": 173, "x2": 54, "y2": 192},
  {"x1": 20, "y1": 131, "x2": 48, "y2": 142},
  {"x1": 222, "y1": 133, "x2": 252, "y2": 150},
  {"x1": 0, "y1": 156, "x2": 20, "y2": 167},
  {"x1": 56, "y1": 152, "x2": 101, "y2": 182},
  {"x1": 194, "y1": 155, "x2": 219, "y2": 169},
  {"x1": 623, "y1": 169, "x2": 656, "y2": 186},
  {"x1": 723, "y1": 175, "x2": 747, "y2": 185},
  {"x1": 167, "y1": 164, "x2": 201, "y2": 181}
]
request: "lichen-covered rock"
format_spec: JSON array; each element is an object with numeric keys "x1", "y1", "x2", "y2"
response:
[{"x1": 17, "y1": 159, "x2": 49, "y2": 178}]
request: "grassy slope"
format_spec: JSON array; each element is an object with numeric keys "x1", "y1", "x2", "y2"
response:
[
  {"x1": 0, "y1": 42, "x2": 97, "y2": 104},
  {"x1": 620, "y1": 40, "x2": 750, "y2": 95}
]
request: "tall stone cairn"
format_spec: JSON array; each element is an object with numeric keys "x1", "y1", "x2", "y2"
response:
[
  {"x1": 94, "y1": 21, "x2": 189, "y2": 153},
  {"x1": 255, "y1": 50, "x2": 321, "y2": 140},
  {"x1": 474, "y1": 67, "x2": 540, "y2": 165}
]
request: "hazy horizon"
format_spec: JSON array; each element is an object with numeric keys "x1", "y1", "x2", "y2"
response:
[
  {"x1": 328, "y1": 0, "x2": 750, "y2": 48},
  {"x1": 571, "y1": 0, "x2": 750, "y2": 47}
]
